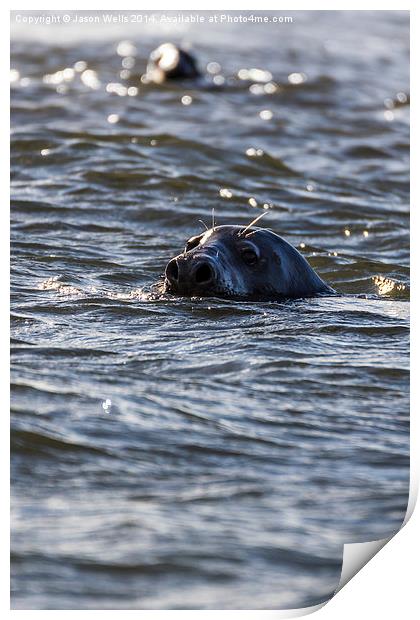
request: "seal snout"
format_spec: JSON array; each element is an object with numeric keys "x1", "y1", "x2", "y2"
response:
[
  {"x1": 165, "y1": 258, "x2": 179, "y2": 284},
  {"x1": 194, "y1": 260, "x2": 214, "y2": 285},
  {"x1": 165, "y1": 255, "x2": 216, "y2": 294}
]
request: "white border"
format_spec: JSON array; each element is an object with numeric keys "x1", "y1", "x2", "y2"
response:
[{"x1": 4, "y1": 1, "x2": 417, "y2": 618}]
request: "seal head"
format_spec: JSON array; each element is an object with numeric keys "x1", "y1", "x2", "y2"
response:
[
  {"x1": 144, "y1": 43, "x2": 200, "y2": 84},
  {"x1": 164, "y1": 225, "x2": 334, "y2": 301}
]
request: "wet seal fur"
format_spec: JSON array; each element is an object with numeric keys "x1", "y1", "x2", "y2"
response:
[{"x1": 164, "y1": 224, "x2": 335, "y2": 301}]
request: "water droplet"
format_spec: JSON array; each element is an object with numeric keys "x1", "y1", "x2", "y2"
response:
[
  {"x1": 220, "y1": 188, "x2": 233, "y2": 199},
  {"x1": 117, "y1": 40, "x2": 137, "y2": 57},
  {"x1": 264, "y1": 82, "x2": 277, "y2": 94},
  {"x1": 43, "y1": 69, "x2": 74, "y2": 86},
  {"x1": 344, "y1": 229, "x2": 351, "y2": 237},
  {"x1": 106, "y1": 83, "x2": 127, "y2": 96},
  {"x1": 213, "y1": 75, "x2": 225, "y2": 86},
  {"x1": 62, "y1": 68, "x2": 75, "y2": 81},
  {"x1": 74, "y1": 60, "x2": 87, "y2": 72},
  {"x1": 300, "y1": 242, "x2": 306, "y2": 249},
  {"x1": 102, "y1": 398, "x2": 112, "y2": 411},
  {"x1": 107, "y1": 114, "x2": 119, "y2": 124},
  {"x1": 122, "y1": 56, "x2": 135, "y2": 69},
  {"x1": 81, "y1": 69, "x2": 100, "y2": 90},
  {"x1": 181, "y1": 95, "x2": 193, "y2": 105},
  {"x1": 363, "y1": 230, "x2": 369, "y2": 237},
  {"x1": 238, "y1": 68, "x2": 272, "y2": 83},
  {"x1": 40, "y1": 148, "x2": 50, "y2": 156},
  {"x1": 249, "y1": 83, "x2": 265, "y2": 95},
  {"x1": 384, "y1": 110, "x2": 394, "y2": 121},
  {"x1": 259, "y1": 109, "x2": 273, "y2": 120},
  {"x1": 207, "y1": 61, "x2": 221, "y2": 74},
  {"x1": 288, "y1": 72, "x2": 307, "y2": 85},
  {"x1": 248, "y1": 197, "x2": 258, "y2": 207}
]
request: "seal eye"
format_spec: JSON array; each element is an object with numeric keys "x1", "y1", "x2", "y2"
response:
[
  {"x1": 185, "y1": 235, "x2": 201, "y2": 253},
  {"x1": 241, "y1": 248, "x2": 258, "y2": 266}
]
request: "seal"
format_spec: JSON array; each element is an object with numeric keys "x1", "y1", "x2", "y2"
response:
[
  {"x1": 143, "y1": 43, "x2": 200, "y2": 84},
  {"x1": 164, "y1": 223, "x2": 335, "y2": 301}
]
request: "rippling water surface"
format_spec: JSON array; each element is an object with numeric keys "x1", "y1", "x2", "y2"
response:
[{"x1": 11, "y1": 11, "x2": 409, "y2": 610}]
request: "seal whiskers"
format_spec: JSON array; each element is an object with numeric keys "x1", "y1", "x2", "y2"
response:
[{"x1": 239, "y1": 211, "x2": 268, "y2": 237}]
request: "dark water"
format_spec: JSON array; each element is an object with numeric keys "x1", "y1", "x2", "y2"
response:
[{"x1": 11, "y1": 11, "x2": 409, "y2": 610}]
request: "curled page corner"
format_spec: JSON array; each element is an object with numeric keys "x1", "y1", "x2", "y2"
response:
[
  {"x1": 257, "y1": 481, "x2": 418, "y2": 620},
  {"x1": 335, "y1": 536, "x2": 391, "y2": 594},
  {"x1": 335, "y1": 479, "x2": 418, "y2": 596},
  {"x1": 271, "y1": 601, "x2": 327, "y2": 618},
  {"x1": 279, "y1": 537, "x2": 394, "y2": 619}
]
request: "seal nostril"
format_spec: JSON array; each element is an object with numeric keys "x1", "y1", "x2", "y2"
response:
[
  {"x1": 195, "y1": 262, "x2": 213, "y2": 284},
  {"x1": 165, "y1": 259, "x2": 179, "y2": 282}
]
